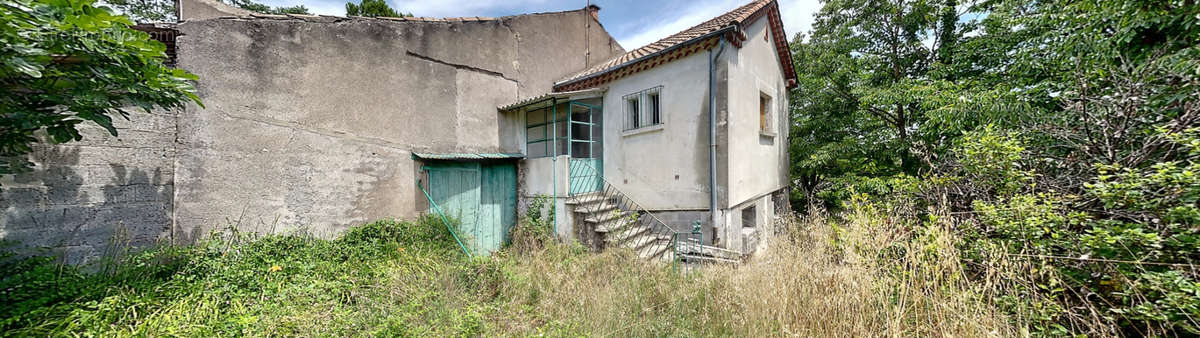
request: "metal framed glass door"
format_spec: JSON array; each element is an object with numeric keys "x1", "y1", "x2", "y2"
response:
[{"x1": 567, "y1": 101, "x2": 603, "y2": 195}]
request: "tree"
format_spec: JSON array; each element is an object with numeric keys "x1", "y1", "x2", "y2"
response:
[
  {"x1": 222, "y1": 0, "x2": 311, "y2": 15},
  {"x1": 345, "y1": 0, "x2": 410, "y2": 18},
  {"x1": 105, "y1": 0, "x2": 176, "y2": 22},
  {"x1": 787, "y1": 0, "x2": 999, "y2": 207},
  {"x1": 0, "y1": 0, "x2": 201, "y2": 175}
]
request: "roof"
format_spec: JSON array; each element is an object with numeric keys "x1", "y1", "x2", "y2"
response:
[
  {"x1": 497, "y1": 88, "x2": 605, "y2": 111},
  {"x1": 553, "y1": 0, "x2": 797, "y2": 91},
  {"x1": 411, "y1": 153, "x2": 524, "y2": 161}
]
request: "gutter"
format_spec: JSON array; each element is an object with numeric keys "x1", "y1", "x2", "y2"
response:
[
  {"x1": 555, "y1": 25, "x2": 739, "y2": 89},
  {"x1": 708, "y1": 36, "x2": 727, "y2": 231}
]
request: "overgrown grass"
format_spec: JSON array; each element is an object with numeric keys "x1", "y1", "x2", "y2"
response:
[{"x1": 2, "y1": 210, "x2": 1019, "y2": 336}]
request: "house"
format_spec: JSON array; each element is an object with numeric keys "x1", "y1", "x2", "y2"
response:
[
  {"x1": 0, "y1": 0, "x2": 792, "y2": 264},
  {"x1": 440, "y1": 0, "x2": 797, "y2": 258}
]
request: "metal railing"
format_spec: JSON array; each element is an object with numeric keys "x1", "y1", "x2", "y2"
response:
[
  {"x1": 566, "y1": 160, "x2": 680, "y2": 262},
  {"x1": 417, "y1": 179, "x2": 472, "y2": 257}
]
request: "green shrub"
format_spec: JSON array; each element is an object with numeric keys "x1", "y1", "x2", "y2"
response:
[{"x1": 969, "y1": 129, "x2": 1200, "y2": 335}]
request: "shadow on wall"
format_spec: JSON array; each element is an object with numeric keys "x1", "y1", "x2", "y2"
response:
[{"x1": 1, "y1": 145, "x2": 173, "y2": 266}]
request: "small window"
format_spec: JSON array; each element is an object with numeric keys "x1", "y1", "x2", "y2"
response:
[
  {"x1": 741, "y1": 205, "x2": 756, "y2": 228},
  {"x1": 649, "y1": 92, "x2": 661, "y2": 125},
  {"x1": 626, "y1": 96, "x2": 640, "y2": 130},
  {"x1": 623, "y1": 86, "x2": 664, "y2": 131},
  {"x1": 759, "y1": 93, "x2": 772, "y2": 133}
]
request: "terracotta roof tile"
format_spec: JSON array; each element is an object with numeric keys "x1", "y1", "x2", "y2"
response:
[{"x1": 555, "y1": 0, "x2": 772, "y2": 88}]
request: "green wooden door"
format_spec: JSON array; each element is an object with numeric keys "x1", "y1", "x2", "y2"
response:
[{"x1": 425, "y1": 162, "x2": 516, "y2": 255}]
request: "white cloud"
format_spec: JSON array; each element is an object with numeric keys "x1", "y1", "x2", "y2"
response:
[
  {"x1": 616, "y1": 0, "x2": 742, "y2": 49},
  {"x1": 617, "y1": 0, "x2": 823, "y2": 49}
]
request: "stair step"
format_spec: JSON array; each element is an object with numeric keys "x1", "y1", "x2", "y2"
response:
[
  {"x1": 636, "y1": 239, "x2": 671, "y2": 260},
  {"x1": 658, "y1": 249, "x2": 675, "y2": 263},
  {"x1": 566, "y1": 192, "x2": 606, "y2": 205},
  {"x1": 584, "y1": 210, "x2": 630, "y2": 224},
  {"x1": 594, "y1": 216, "x2": 633, "y2": 233},
  {"x1": 630, "y1": 232, "x2": 671, "y2": 252},
  {"x1": 572, "y1": 202, "x2": 618, "y2": 215},
  {"x1": 677, "y1": 253, "x2": 741, "y2": 264},
  {"x1": 607, "y1": 224, "x2": 650, "y2": 244}
]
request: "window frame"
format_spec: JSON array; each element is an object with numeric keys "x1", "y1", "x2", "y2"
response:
[
  {"x1": 623, "y1": 86, "x2": 664, "y2": 131},
  {"x1": 758, "y1": 91, "x2": 774, "y2": 135},
  {"x1": 741, "y1": 205, "x2": 757, "y2": 228}
]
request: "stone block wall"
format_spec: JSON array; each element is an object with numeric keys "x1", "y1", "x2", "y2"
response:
[{"x1": 0, "y1": 110, "x2": 177, "y2": 265}]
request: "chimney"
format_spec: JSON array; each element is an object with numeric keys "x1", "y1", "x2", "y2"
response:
[{"x1": 585, "y1": 4, "x2": 600, "y2": 21}]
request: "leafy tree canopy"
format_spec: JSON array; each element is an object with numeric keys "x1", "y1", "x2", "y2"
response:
[
  {"x1": 105, "y1": 0, "x2": 176, "y2": 22},
  {"x1": 0, "y1": 0, "x2": 201, "y2": 175},
  {"x1": 223, "y1": 0, "x2": 311, "y2": 15},
  {"x1": 345, "y1": 0, "x2": 410, "y2": 18}
]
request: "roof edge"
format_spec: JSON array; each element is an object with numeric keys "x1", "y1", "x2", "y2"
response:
[{"x1": 553, "y1": 26, "x2": 737, "y2": 89}]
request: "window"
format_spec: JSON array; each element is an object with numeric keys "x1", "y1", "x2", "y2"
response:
[
  {"x1": 759, "y1": 93, "x2": 772, "y2": 133},
  {"x1": 741, "y1": 205, "x2": 756, "y2": 228},
  {"x1": 625, "y1": 96, "x2": 640, "y2": 130},
  {"x1": 525, "y1": 106, "x2": 567, "y2": 158},
  {"x1": 623, "y1": 86, "x2": 663, "y2": 131},
  {"x1": 649, "y1": 91, "x2": 661, "y2": 125}
]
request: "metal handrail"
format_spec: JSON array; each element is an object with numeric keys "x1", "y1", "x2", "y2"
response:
[
  {"x1": 418, "y1": 179, "x2": 473, "y2": 257},
  {"x1": 567, "y1": 159, "x2": 681, "y2": 262},
  {"x1": 567, "y1": 160, "x2": 673, "y2": 228}
]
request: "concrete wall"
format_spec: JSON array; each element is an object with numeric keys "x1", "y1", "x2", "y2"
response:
[
  {"x1": 172, "y1": 12, "x2": 624, "y2": 242},
  {"x1": 723, "y1": 16, "x2": 789, "y2": 210},
  {"x1": 1, "y1": 7, "x2": 625, "y2": 263},
  {"x1": 0, "y1": 110, "x2": 177, "y2": 265},
  {"x1": 720, "y1": 192, "x2": 775, "y2": 254},
  {"x1": 600, "y1": 51, "x2": 714, "y2": 210},
  {"x1": 517, "y1": 156, "x2": 574, "y2": 238}
]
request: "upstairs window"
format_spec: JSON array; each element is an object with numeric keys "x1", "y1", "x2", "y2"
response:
[
  {"x1": 649, "y1": 91, "x2": 661, "y2": 125},
  {"x1": 625, "y1": 96, "x2": 640, "y2": 130},
  {"x1": 624, "y1": 86, "x2": 663, "y2": 131},
  {"x1": 759, "y1": 92, "x2": 773, "y2": 134}
]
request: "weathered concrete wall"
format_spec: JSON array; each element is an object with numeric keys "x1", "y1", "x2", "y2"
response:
[
  {"x1": 1, "y1": 7, "x2": 625, "y2": 262},
  {"x1": 0, "y1": 110, "x2": 177, "y2": 265},
  {"x1": 724, "y1": 16, "x2": 789, "y2": 209},
  {"x1": 172, "y1": 11, "x2": 623, "y2": 242},
  {"x1": 600, "y1": 51, "x2": 714, "y2": 210},
  {"x1": 179, "y1": 0, "x2": 252, "y2": 21}
]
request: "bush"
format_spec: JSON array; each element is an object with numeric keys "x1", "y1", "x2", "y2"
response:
[{"x1": 965, "y1": 129, "x2": 1200, "y2": 335}]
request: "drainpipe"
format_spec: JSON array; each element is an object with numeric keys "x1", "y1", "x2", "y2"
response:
[
  {"x1": 552, "y1": 97, "x2": 558, "y2": 237},
  {"x1": 708, "y1": 37, "x2": 727, "y2": 234}
]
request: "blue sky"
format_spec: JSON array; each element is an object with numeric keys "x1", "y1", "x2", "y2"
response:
[{"x1": 253, "y1": 0, "x2": 824, "y2": 49}]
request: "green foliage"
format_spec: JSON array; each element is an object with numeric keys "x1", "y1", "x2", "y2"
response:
[
  {"x1": 509, "y1": 194, "x2": 555, "y2": 252},
  {"x1": 0, "y1": 216, "x2": 475, "y2": 335},
  {"x1": 345, "y1": 0, "x2": 410, "y2": 18},
  {"x1": 787, "y1": 0, "x2": 1009, "y2": 208},
  {"x1": 221, "y1": 0, "x2": 311, "y2": 15},
  {"x1": 793, "y1": 0, "x2": 1199, "y2": 334},
  {"x1": 968, "y1": 130, "x2": 1200, "y2": 334},
  {"x1": 105, "y1": 0, "x2": 176, "y2": 22},
  {"x1": 0, "y1": 0, "x2": 200, "y2": 175}
]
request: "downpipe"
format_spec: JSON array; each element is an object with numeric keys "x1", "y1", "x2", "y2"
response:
[{"x1": 708, "y1": 37, "x2": 726, "y2": 235}]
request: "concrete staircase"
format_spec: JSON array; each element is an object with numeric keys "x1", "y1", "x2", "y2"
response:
[{"x1": 567, "y1": 192, "x2": 674, "y2": 262}]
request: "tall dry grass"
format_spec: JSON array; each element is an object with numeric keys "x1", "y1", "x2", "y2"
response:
[{"x1": 494, "y1": 207, "x2": 1022, "y2": 336}]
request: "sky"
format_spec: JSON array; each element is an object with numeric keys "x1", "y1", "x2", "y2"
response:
[{"x1": 254, "y1": 0, "x2": 824, "y2": 49}]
